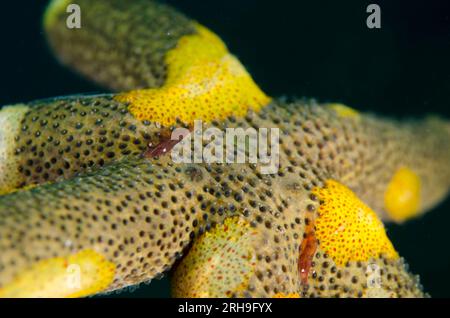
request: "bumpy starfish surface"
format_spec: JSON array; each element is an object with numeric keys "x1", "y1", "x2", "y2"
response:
[{"x1": 0, "y1": 0, "x2": 449, "y2": 298}]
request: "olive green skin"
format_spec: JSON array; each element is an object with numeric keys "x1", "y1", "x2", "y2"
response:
[{"x1": 1, "y1": 99, "x2": 448, "y2": 296}]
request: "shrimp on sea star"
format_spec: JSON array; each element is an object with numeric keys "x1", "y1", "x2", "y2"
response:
[{"x1": 0, "y1": 0, "x2": 448, "y2": 298}]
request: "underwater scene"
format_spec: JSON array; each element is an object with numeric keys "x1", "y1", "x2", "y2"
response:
[{"x1": 0, "y1": 0, "x2": 449, "y2": 299}]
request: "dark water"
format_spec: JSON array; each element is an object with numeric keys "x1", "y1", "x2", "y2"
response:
[{"x1": 0, "y1": 0, "x2": 449, "y2": 297}]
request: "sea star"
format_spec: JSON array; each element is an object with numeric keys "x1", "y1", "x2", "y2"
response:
[{"x1": 0, "y1": 0, "x2": 448, "y2": 298}]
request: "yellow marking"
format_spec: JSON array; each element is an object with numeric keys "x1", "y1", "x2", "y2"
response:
[
  {"x1": 172, "y1": 217, "x2": 257, "y2": 298},
  {"x1": 0, "y1": 104, "x2": 29, "y2": 195},
  {"x1": 365, "y1": 288, "x2": 396, "y2": 298},
  {"x1": 384, "y1": 167, "x2": 421, "y2": 223},
  {"x1": 328, "y1": 103, "x2": 360, "y2": 119},
  {"x1": 43, "y1": 0, "x2": 70, "y2": 30},
  {"x1": 313, "y1": 180, "x2": 398, "y2": 266},
  {"x1": 5, "y1": 182, "x2": 54, "y2": 196},
  {"x1": 0, "y1": 249, "x2": 115, "y2": 298},
  {"x1": 115, "y1": 24, "x2": 271, "y2": 126},
  {"x1": 273, "y1": 293, "x2": 301, "y2": 298}
]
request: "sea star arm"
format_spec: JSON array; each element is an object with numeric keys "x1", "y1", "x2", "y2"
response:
[
  {"x1": 0, "y1": 157, "x2": 218, "y2": 297},
  {"x1": 1, "y1": 101, "x2": 448, "y2": 297}
]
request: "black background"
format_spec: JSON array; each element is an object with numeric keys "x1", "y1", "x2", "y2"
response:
[{"x1": 0, "y1": 0, "x2": 449, "y2": 297}]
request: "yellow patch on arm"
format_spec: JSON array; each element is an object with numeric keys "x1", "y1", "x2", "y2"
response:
[
  {"x1": 273, "y1": 293, "x2": 301, "y2": 298},
  {"x1": 313, "y1": 180, "x2": 398, "y2": 267},
  {"x1": 384, "y1": 167, "x2": 421, "y2": 223},
  {"x1": 43, "y1": 0, "x2": 70, "y2": 30},
  {"x1": 115, "y1": 24, "x2": 271, "y2": 126},
  {"x1": 327, "y1": 103, "x2": 360, "y2": 119},
  {"x1": 0, "y1": 249, "x2": 115, "y2": 298},
  {"x1": 172, "y1": 217, "x2": 257, "y2": 298},
  {"x1": 0, "y1": 104, "x2": 29, "y2": 195}
]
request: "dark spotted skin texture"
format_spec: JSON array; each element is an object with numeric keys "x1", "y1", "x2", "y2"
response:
[
  {"x1": 1, "y1": 100, "x2": 448, "y2": 296},
  {"x1": 12, "y1": 96, "x2": 169, "y2": 189},
  {"x1": 45, "y1": 0, "x2": 196, "y2": 91},
  {"x1": 0, "y1": 0, "x2": 449, "y2": 298}
]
